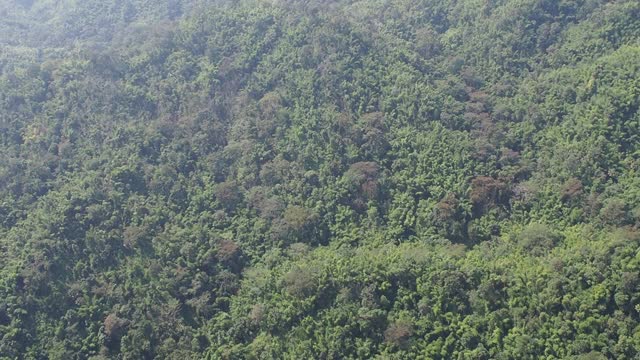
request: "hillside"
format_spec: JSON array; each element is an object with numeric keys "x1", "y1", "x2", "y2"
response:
[{"x1": 1, "y1": 0, "x2": 639, "y2": 358}]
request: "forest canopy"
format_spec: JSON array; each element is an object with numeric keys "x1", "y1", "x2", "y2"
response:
[{"x1": 0, "y1": 0, "x2": 639, "y2": 359}]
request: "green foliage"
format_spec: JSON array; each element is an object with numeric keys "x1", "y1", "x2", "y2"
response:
[{"x1": 0, "y1": 0, "x2": 639, "y2": 358}]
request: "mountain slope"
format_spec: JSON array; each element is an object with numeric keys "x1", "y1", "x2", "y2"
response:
[{"x1": 0, "y1": 0, "x2": 639, "y2": 358}]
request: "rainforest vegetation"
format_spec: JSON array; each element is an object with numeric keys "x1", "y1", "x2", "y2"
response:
[{"x1": 1, "y1": 0, "x2": 640, "y2": 358}]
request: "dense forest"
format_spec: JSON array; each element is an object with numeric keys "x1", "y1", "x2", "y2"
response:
[{"x1": 1, "y1": 0, "x2": 639, "y2": 358}]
